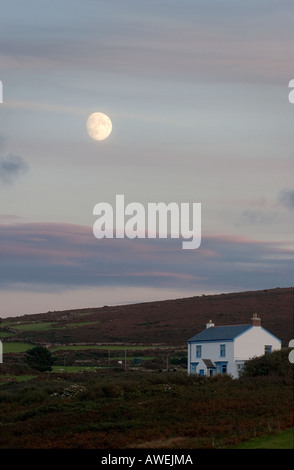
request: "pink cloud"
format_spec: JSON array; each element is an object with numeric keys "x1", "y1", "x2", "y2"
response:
[{"x1": 0, "y1": 220, "x2": 292, "y2": 294}]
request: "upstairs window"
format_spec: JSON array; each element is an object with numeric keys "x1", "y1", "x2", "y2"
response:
[
  {"x1": 220, "y1": 344, "x2": 226, "y2": 357},
  {"x1": 196, "y1": 345, "x2": 202, "y2": 358},
  {"x1": 265, "y1": 345, "x2": 272, "y2": 354}
]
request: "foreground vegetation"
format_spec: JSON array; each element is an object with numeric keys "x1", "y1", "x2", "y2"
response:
[
  {"x1": 1, "y1": 365, "x2": 293, "y2": 449},
  {"x1": 1, "y1": 340, "x2": 293, "y2": 449}
]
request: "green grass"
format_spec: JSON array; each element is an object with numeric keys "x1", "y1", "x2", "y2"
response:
[
  {"x1": 50, "y1": 344, "x2": 161, "y2": 352},
  {"x1": 64, "y1": 321, "x2": 101, "y2": 328},
  {"x1": 12, "y1": 322, "x2": 56, "y2": 331},
  {"x1": 52, "y1": 360, "x2": 152, "y2": 373},
  {"x1": 1, "y1": 321, "x2": 99, "y2": 331},
  {"x1": 0, "y1": 375, "x2": 37, "y2": 383},
  {"x1": 51, "y1": 365, "x2": 101, "y2": 373},
  {"x1": 71, "y1": 311, "x2": 97, "y2": 318},
  {"x1": 0, "y1": 331, "x2": 14, "y2": 338},
  {"x1": 2, "y1": 342, "x2": 34, "y2": 353},
  {"x1": 0, "y1": 321, "x2": 15, "y2": 328},
  {"x1": 233, "y1": 428, "x2": 294, "y2": 449}
]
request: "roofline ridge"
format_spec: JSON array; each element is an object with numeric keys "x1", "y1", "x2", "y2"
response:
[{"x1": 187, "y1": 323, "x2": 252, "y2": 342}]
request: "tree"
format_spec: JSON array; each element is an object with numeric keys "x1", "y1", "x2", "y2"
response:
[{"x1": 25, "y1": 345, "x2": 54, "y2": 372}]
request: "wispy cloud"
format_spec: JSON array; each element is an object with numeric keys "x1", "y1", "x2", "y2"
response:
[
  {"x1": 278, "y1": 189, "x2": 294, "y2": 210},
  {"x1": 241, "y1": 209, "x2": 277, "y2": 225},
  {"x1": 1, "y1": 0, "x2": 292, "y2": 84},
  {"x1": 0, "y1": 221, "x2": 292, "y2": 294},
  {"x1": 0, "y1": 154, "x2": 29, "y2": 186}
]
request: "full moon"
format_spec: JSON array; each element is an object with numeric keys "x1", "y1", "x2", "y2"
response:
[{"x1": 87, "y1": 112, "x2": 112, "y2": 141}]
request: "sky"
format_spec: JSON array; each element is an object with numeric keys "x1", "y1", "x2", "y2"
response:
[{"x1": 0, "y1": 0, "x2": 293, "y2": 317}]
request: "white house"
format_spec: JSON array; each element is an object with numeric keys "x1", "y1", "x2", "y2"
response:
[{"x1": 187, "y1": 314, "x2": 281, "y2": 378}]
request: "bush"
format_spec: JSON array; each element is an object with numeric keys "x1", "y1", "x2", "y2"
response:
[
  {"x1": 241, "y1": 348, "x2": 293, "y2": 378},
  {"x1": 25, "y1": 346, "x2": 54, "y2": 372}
]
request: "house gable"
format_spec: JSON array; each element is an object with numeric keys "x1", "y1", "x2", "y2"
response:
[
  {"x1": 234, "y1": 324, "x2": 281, "y2": 361},
  {"x1": 260, "y1": 326, "x2": 282, "y2": 343}
]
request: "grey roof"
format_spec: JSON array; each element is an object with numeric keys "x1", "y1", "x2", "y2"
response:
[
  {"x1": 188, "y1": 324, "x2": 251, "y2": 342},
  {"x1": 203, "y1": 359, "x2": 215, "y2": 368}
]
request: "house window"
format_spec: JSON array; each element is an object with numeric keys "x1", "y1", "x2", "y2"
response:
[
  {"x1": 196, "y1": 345, "x2": 202, "y2": 358},
  {"x1": 265, "y1": 345, "x2": 272, "y2": 354},
  {"x1": 220, "y1": 344, "x2": 226, "y2": 357},
  {"x1": 215, "y1": 362, "x2": 228, "y2": 375},
  {"x1": 199, "y1": 369, "x2": 204, "y2": 376}
]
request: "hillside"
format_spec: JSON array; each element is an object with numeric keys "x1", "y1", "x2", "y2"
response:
[{"x1": 1, "y1": 287, "x2": 293, "y2": 347}]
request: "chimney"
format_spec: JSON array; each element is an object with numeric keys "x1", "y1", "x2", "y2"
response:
[
  {"x1": 251, "y1": 313, "x2": 261, "y2": 327},
  {"x1": 206, "y1": 320, "x2": 215, "y2": 329}
]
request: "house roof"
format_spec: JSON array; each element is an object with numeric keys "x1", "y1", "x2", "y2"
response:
[
  {"x1": 203, "y1": 359, "x2": 215, "y2": 368},
  {"x1": 187, "y1": 324, "x2": 252, "y2": 342}
]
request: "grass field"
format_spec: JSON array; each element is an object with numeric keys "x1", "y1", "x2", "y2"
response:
[
  {"x1": 0, "y1": 374, "x2": 37, "y2": 383},
  {"x1": 50, "y1": 344, "x2": 172, "y2": 351},
  {"x1": 1, "y1": 320, "x2": 100, "y2": 332},
  {"x1": 2, "y1": 342, "x2": 34, "y2": 353},
  {"x1": 0, "y1": 331, "x2": 14, "y2": 338},
  {"x1": 51, "y1": 365, "x2": 100, "y2": 373},
  {"x1": 65, "y1": 321, "x2": 101, "y2": 328},
  {"x1": 232, "y1": 428, "x2": 294, "y2": 449},
  {"x1": 1, "y1": 321, "x2": 56, "y2": 332},
  {"x1": 1, "y1": 341, "x2": 176, "y2": 354},
  {"x1": 12, "y1": 322, "x2": 56, "y2": 331}
]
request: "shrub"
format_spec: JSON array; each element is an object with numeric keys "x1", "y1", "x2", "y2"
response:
[
  {"x1": 241, "y1": 348, "x2": 293, "y2": 378},
  {"x1": 25, "y1": 346, "x2": 54, "y2": 372}
]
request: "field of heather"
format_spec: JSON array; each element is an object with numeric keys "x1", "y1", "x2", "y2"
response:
[{"x1": 1, "y1": 358, "x2": 293, "y2": 449}]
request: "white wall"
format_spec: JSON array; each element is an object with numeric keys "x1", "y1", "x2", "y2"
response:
[
  {"x1": 188, "y1": 340, "x2": 235, "y2": 375},
  {"x1": 234, "y1": 326, "x2": 281, "y2": 361}
]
